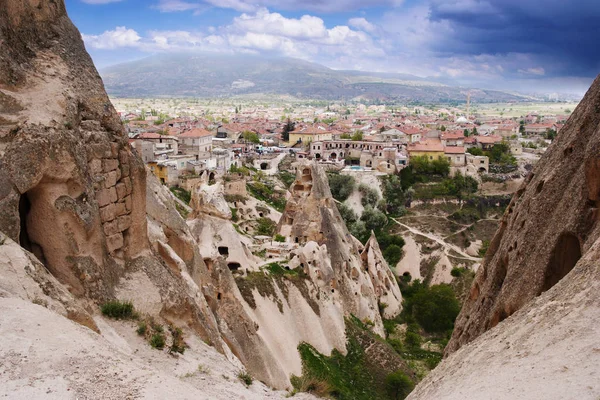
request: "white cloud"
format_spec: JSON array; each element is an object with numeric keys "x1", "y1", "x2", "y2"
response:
[
  {"x1": 82, "y1": 27, "x2": 141, "y2": 49},
  {"x1": 348, "y1": 17, "x2": 376, "y2": 33},
  {"x1": 518, "y1": 67, "x2": 545, "y2": 76}
]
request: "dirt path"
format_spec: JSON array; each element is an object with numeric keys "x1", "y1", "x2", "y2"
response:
[{"x1": 392, "y1": 218, "x2": 481, "y2": 262}]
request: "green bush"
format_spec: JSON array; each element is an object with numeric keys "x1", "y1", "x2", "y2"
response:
[
  {"x1": 358, "y1": 184, "x2": 379, "y2": 207},
  {"x1": 136, "y1": 322, "x2": 147, "y2": 336},
  {"x1": 404, "y1": 284, "x2": 461, "y2": 333},
  {"x1": 237, "y1": 371, "x2": 253, "y2": 386},
  {"x1": 170, "y1": 187, "x2": 191, "y2": 205},
  {"x1": 383, "y1": 244, "x2": 404, "y2": 267},
  {"x1": 337, "y1": 203, "x2": 358, "y2": 227},
  {"x1": 278, "y1": 171, "x2": 296, "y2": 188},
  {"x1": 404, "y1": 331, "x2": 422, "y2": 348},
  {"x1": 150, "y1": 332, "x2": 166, "y2": 349},
  {"x1": 256, "y1": 217, "x2": 276, "y2": 236},
  {"x1": 100, "y1": 300, "x2": 135, "y2": 320},
  {"x1": 169, "y1": 326, "x2": 186, "y2": 354},
  {"x1": 274, "y1": 234, "x2": 286, "y2": 242},
  {"x1": 230, "y1": 207, "x2": 239, "y2": 222},
  {"x1": 327, "y1": 173, "x2": 356, "y2": 202},
  {"x1": 385, "y1": 370, "x2": 414, "y2": 400}
]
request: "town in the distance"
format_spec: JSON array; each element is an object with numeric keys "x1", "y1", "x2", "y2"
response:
[{"x1": 121, "y1": 97, "x2": 571, "y2": 188}]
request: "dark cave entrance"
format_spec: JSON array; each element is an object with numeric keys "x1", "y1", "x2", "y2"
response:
[
  {"x1": 18, "y1": 192, "x2": 46, "y2": 265},
  {"x1": 541, "y1": 233, "x2": 581, "y2": 293}
]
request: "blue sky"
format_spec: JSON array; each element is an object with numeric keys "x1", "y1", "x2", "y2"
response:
[{"x1": 66, "y1": 0, "x2": 600, "y2": 95}]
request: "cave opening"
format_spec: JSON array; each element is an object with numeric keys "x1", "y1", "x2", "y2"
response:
[
  {"x1": 18, "y1": 192, "x2": 46, "y2": 265},
  {"x1": 227, "y1": 262, "x2": 241, "y2": 271},
  {"x1": 542, "y1": 233, "x2": 581, "y2": 293},
  {"x1": 218, "y1": 246, "x2": 229, "y2": 256}
]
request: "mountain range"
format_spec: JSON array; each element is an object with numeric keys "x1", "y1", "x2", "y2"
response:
[{"x1": 100, "y1": 53, "x2": 530, "y2": 102}]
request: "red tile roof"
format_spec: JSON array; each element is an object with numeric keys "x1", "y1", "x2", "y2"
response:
[
  {"x1": 444, "y1": 146, "x2": 465, "y2": 154},
  {"x1": 178, "y1": 128, "x2": 213, "y2": 138}
]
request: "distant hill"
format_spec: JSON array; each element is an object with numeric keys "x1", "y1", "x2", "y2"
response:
[{"x1": 100, "y1": 53, "x2": 528, "y2": 102}]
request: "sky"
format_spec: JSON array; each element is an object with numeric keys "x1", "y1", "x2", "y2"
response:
[{"x1": 66, "y1": 0, "x2": 600, "y2": 95}]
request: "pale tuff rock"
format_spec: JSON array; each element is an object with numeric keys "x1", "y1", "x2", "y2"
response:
[
  {"x1": 0, "y1": 297, "x2": 318, "y2": 400},
  {"x1": 446, "y1": 74, "x2": 600, "y2": 354},
  {"x1": 190, "y1": 181, "x2": 232, "y2": 220},
  {"x1": 362, "y1": 232, "x2": 403, "y2": 319},
  {"x1": 408, "y1": 76, "x2": 600, "y2": 398},
  {"x1": 0, "y1": 233, "x2": 98, "y2": 332},
  {"x1": 0, "y1": 0, "x2": 225, "y2": 355},
  {"x1": 278, "y1": 161, "x2": 403, "y2": 335},
  {"x1": 0, "y1": 0, "x2": 146, "y2": 299}
]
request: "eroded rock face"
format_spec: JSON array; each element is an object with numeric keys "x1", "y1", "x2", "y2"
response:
[
  {"x1": 278, "y1": 161, "x2": 403, "y2": 334},
  {"x1": 446, "y1": 75, "x2": 600, "y2": 354},
  {"x1": 0, "y1": 0, "x2": 146, "y2": 299},
  {"x1": 0, "y1": 0, "x2": 226, "y2": 354}
]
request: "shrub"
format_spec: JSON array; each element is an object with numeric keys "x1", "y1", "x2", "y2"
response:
[
  {"x1": 256, "y1": 217, "x2": 276, "y2": 236},
  {"x1": 383, "y1": 244, "x2": 403, "y2": 267},
  {"x1": 385, "y1": 370, "x2": 414, "y2": 400},
  {"x1": 237, "y1": 371, "x2": 253, "y2": 386},
  {"x1": 100, "y1": 300, "x2": 135, "y2": 319},
  {"x1": 479, "y1": 240, "x2": 490, "y2": 257},
  {"x1": 337, "y1": 203, "x2": 358, "y2": 227},
  {"x1": 170, "y1": 186, "x2": 191, "y2": 205},
  {"x1": 278, "y1": 171, "x2": 296, "y2": 188},
  {"x1": 406, "y1": 284, "x2": 461, "y2": 333},
  {"x1": 327, "y1": 173, "x2": 355, "y2": 202},
  {"x1": 169, "y1": 326, "x2": 186, "y2": 355},
  {"x1": 150, "y1": 332, "x2": 166, "y2": 350},
  {"x1": 361, "y1": 206, "x2": 388, "y2": 235},
  {"x1": 230, "y1": 207, "x2": 239, "y2": 222},
  {"x1": 404, "y1": 331, "x2": 422, "y2": 348},
  {"x1": 274, "y1": 234, "x2": 286, "y2": 243},
  {"x1": 136, "y1": 322, "x2": 147, "y2": 336},
  {"x1": 358, "y1": 184, "x2": 379, "y2": 207}
]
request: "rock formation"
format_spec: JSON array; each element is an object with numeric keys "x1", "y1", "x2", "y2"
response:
[
  {"x1": 408, "y1": 75, "x2": 600, "y2": 398},
  {"x1": 0, "y1": 0, "x2": 224, "y2": 351},
  {"x1": 0, "y1": 0, "x2": 405, "y2": 394},
  {"x1": 183, "y1": 161, "x2": 403, "y2": 388},
  {"x1": 446, "y1": 75, "x2": 600, "y2": 354},
  {"x1": 278, "y1": 161, "x2": 402, "y2": 335}
]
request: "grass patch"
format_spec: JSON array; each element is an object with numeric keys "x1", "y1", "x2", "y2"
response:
[
  {"x1": 237, "y1": 371, "x2": 253, "y2": 386},
  {"x1": 100, "y1": 300, "x2": 135, "y2": 320},
  {"x1": 170, "y1": 186, "x2": 191, "y2": 204},
  {"x1": 293, "y1": 317, "x2": 415, "y2": 400},
  {"x1": 150, "y1": 332, "x2": 166, "y2": 349}
]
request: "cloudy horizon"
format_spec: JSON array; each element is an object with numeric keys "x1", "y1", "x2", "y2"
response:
[{"x1": 67, "y1": 0, "x2": 600, "y2": 96}]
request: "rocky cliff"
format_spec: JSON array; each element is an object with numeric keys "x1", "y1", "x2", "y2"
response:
[
  {"x1": 0, "y1": 1, "x2": 404, "y2": 393},
  {"x1": 0, "y1": 0, "x2": 223, "y2": 353},
  {"x1": 446, "y1": 75, "x2": 600, "y2": 354},
  {"x1": 408, "y1": 75, "x2": 600, "y2": 398}
]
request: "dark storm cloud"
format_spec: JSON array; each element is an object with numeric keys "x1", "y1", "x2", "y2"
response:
[{"x1": 429, "y1": 0, "x2": 600, "y2": 77}]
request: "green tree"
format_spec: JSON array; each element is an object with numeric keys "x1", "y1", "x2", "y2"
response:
[
  {"x1": 385, "y1": 371, "x2": 414, "y2": 400},
  {"x1": 282, "y1": 118, "x2": 295, "y2": 142},
  {"x1": 358, "y1": 184, "x2": 379, "y2": 207},
  {"x1": 383, "y1": 244, "x2": 403, "y2": 267},
  {"x1": 471, "y1": 127, "x2": 478, "y2": 136},
  {"x1": 361, "y1": 206, "x2": 387, "y2": 235},
  {"x1": 242, "y1": 131, "x2": 260, "y2": 144},
  {"x1": 467, "y1": 147, "x2": 484, "y2": 156},
  {"x1": 351, "y1": 130, "x2": 364, "y2": 141},
  {"x1": 406, "y1": 284, "x2": 460, "y2": 333},
  {"x1": 463, "y1": 128, "x2": 470, "y2": 137},
  {"x1": 328, "y1": 173, "x2": 355, "y2": 202}
]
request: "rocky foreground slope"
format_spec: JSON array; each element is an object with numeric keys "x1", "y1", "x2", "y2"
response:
[
  {"x1": 409, "y1": 76, "x2": 600, "y2": 398},
  {"x1": 0, "y1": 0, "x2": 403, "y2": 395}
]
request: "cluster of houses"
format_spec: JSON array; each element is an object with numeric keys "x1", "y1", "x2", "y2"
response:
[{"x1": 123, "y1": 106, "x2": 564, "y2": 186}]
